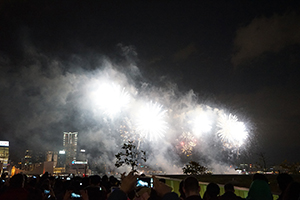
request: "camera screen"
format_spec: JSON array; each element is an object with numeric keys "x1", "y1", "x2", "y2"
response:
[
  {"x1": 44, "y1": 190, "x2": 50, "y2": 194},
  {"x1": 136, "y1": 178, "x2": 153, "y2": 187},
  {"x1": 71, "y1": 192, "x2": 81, "y2": 198}
]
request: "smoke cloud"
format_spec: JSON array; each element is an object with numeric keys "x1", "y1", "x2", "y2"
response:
[
  {"x1": 232, "y1": 12, "x2": 300, "y2": 66},
  {"x1": 0, "y1": 43, "x2": 250, "y2": 174}
]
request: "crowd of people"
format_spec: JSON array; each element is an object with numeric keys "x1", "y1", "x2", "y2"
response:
[{"x1": 0, "y1": 171, "x2": 299, "y2": 200}]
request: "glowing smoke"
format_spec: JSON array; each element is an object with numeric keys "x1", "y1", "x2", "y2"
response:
[
  {"x1": 217, "y1": 113, "x2": 248, "y2": 148},
  {"x1": 83, "y1": 65, "x2": 250, "y2": 173},
  {"x1": 90, "y1": 83, "x2": 131, "y2": 119},
  {"x1": 192, "y1": 110, "x2": 213, "y2": 136},
  {"x1": 135, "y1": 101, "x2": 168, "y2": 141},
  {"x1": 0, "y1": 48, "x2": 251, "y2": 174}
]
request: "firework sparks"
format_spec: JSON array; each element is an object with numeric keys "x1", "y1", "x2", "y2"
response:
[
  {"x1": 193, "y1": 112, "x2": 212, "y2": 136},
  {"x1": 85, "y1": 71, "x2": 251, "y2": 167},
  {"x1": 91, "y1": 83, "x2": 130, "y2": 118},
  {"x1": 118, "y1": 118, "x2": 140, "y2": 143},
  {"x1": 135, "y1": 102, "x2": 168, "y2": 141},
  {"x1": 217, "y1": 113, "x2": 248, "y2": 148},
  {"x1": 177, "y1": 131, "x2": 197, "y2": 156}
]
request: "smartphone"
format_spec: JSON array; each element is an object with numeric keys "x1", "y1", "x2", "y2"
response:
[
  {"x1": 136, "y1": 177, "x2": 153, "y2": 188},
  {"x1": 44, "y1": 189, "x2": 50, "y2": 194},
  {"x1": 71, "y1": 192, "x2": 82, "y2": 199}
]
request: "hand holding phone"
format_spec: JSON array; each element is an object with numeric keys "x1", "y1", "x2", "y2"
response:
[
  {"x1": 119, "y1": 171, "x2": 139, "y2": 194},
  {"x1": 136, "y1": 177, "x2": 153, "y2": 188},
  {"x1": 152, "y1": 176, "x2": 172, "y2": 197}
]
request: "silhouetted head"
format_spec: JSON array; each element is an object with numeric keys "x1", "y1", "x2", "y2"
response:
[
  {"x1": 224, "y1": 183, "x2": 234, "y2": 192},
  {"x1": 206, "y1": 182, "x2": 220, "y2": 197},
  {"x1": 10, "y1": 174, "x2": 25, "y2": 188},
  {"x1": 41, "y1": 172, "x2": 49, "y2": 179},
  {"x1": 1, "y1": 173, "x2": 7, "y2": 180},
  {"x1": 90, "y1": 175, "x2": 101, "y2": 185},
  {"x1": 102, "y1": 175, "x2": 108, "y2": 182},
  {"x1": 183, "y1": 176, "x2": 200, "y2": 197},
  {"x1": 277, "y1": 173, "x2": 294, "y2": 192},
  {"x1": 253, "y1": 173, "x2": 268, "y2": 183},
  {"x1": 282, "y1": 181, "x2": 300, "y2": 200},
  {"x1": 179, "y1": 180, "x2": 186, "y2": 198}
]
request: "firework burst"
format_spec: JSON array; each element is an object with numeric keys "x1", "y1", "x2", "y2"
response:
[
  {"x1": 135, "y1": 102, "x2": 168, "y2": 141},
  {"x1": 177, "y1": 131, "x2": 197, "y2": 156},
  {"x1": 217, "y1": 113, "x2": 248, "y2": 148},
  {"x1": 118, "y1": 118, "x2": 141, "y2": 143},
  {"x1": 95, "y1": 83, "x2": 130, "y2": 118},
  {"x1": 193, "y1": 112, "x2": 212, "y2": 136}
]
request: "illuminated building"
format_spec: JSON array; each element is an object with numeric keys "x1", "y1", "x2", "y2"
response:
[
  {"x1": 56, "y1": 150, "x2": 66, "y2": 168},
  {"x1": 53, "y1": 152, "x2": 58, "y2": 167},
  {"x1": 24, "y1": 150, "x2": 33, "y2": 163},
  {"x1": 46, "y1": 151, "x2": 53, "y2": 162},
  {"x1": 0, "y1": 141, "x2": 9, "y2": 172},
  {"x1": 77, "y1": 149, "x2": 86, "y2": 161},
  {"x1": 24, "y1": 149, "x2": 33, "y2": 171},
  {"x1": 63, "y1": 132, "x2": 78, "y2": 166}
]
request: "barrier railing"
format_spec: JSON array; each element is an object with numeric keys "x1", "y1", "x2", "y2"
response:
[{"x1": 163, "y1": 177, "x2": 279, "y2": 200}]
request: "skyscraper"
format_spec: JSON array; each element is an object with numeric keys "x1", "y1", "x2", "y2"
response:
[
  {"x1": 46, "y1": 151, "x2": 53, "y2": 162},
  {"x1": 63, "y1": 132, "x2": 78, "y2": 166},
  {"x1": 0, "y1": 141, "x2": 9, "y2": 173},
  {"x1": 24, "y1": 149, "x2": 33, "y2": 171},
  {"x1": 24, "y1": 149, "x2": 33, "y2": 163}
]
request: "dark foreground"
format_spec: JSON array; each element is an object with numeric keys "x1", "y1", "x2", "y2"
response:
[{"x1": 160, "y1": 174, "x2": 300, "y2": 194}]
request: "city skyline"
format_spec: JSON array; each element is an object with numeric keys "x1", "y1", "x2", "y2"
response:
[{"x1": 0, "y1": 0, "x2": 300, "y2": 173}]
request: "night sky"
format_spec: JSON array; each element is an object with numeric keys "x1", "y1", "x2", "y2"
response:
[{"x1": 0, "y1": 0, "x2": 300, "y2": 171}]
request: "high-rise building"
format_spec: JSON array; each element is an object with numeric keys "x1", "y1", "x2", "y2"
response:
[
  {"x1": 77, "y1": 149, "x2": 86, "y2": 161},
  {"x1": 24, "y1": 150, "x2": 33, "y2": 164},
  {"x1": 33, "y1": 151, "x2": 46, "y2": 163},
  {"x1": 24, "y1": 149, "x2": 33, "y2": 171},
  {"x1": 0, "y1": 141, "x2": 9, "y2": 173},
  {"x1": 46, "y1": 151, "x2": 53, "y2": 162},
  {"x1": 57, "y1": 150, "x2": 66, "y2": 167},
  {"x1": 53, "y1": 152, "x2": 58, "y2": 167},
  {"x1": 63, "y1": 132, "x2": 78, "y2": 166}
]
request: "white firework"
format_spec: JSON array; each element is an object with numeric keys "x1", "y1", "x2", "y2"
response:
[
  {"x1": 135, "y1": 102, "x2": 168, "y2": 141},
  {"x1": 193, "y1": 112, "x2": 212, "y2": 136},
  {"x1": 217, "y1": 113, "x2": 248, "y2": 148},
  {"x1": 92, "y1": 83, "x2": 130, "y2": 118}
]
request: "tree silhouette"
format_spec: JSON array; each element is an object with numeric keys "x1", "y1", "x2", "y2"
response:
[
  {"x1": 256, "y1": 152, "x2": 268, "y2": 171},
  {"x1": 115, "y1": 141, "x2": 146, "y2": 171},
  {"x1": 182, "y1": 161, "x2": 208, "y2": 175}
]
